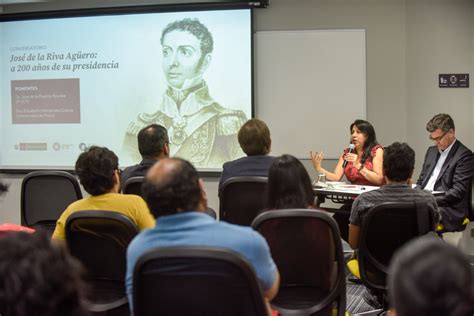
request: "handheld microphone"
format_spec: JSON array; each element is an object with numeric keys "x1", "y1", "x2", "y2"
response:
[{"x1": 342, "y1": 143, "x2": 356, "y2": 168}]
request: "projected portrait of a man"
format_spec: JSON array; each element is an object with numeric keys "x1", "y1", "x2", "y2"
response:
[{"x1": 123, "y1": 18, "x2": 247, "y2": 168}]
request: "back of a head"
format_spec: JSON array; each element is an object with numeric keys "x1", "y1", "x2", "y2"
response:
[
  {"x1": 388, "y1": 235, "x2": 474, "y2": 316},
  {"x1": 142, "y1": 158, "x2": 202, "y2": 218},
  {"x1": 426, "y1": 113, "x2": 455, "y2": 133},
  {"x1": 267, "y1": 154, "x2": 314, "y2": 210},
  {"x1": 0, "y1": 232, "x2": 87, "y2": 316},
  {"x1": 238, "y1": 118, "x2": 271, "y2": 156},
  {"x1": 138, "y1": 124, "x2": 169, "y2": 159},
  {"x1": 75, "y1": 146, "x2": 118, "y2": 196},
  {"x1": 383, "y1": 142, "x2": 415, "y2": 182}
]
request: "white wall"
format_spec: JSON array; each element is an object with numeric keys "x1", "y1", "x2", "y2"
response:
[
  {"x1": 405, "y1": 0, "x2": 473, "y2": 176},
  {"x1": 1, "y1": 0, "x2": 473, "y2": 224}
]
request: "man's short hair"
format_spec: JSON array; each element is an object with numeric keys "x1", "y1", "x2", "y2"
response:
[
  {"x1": 388, "y1": 235, "x2": 474, "y2": 316},
  {"x1": 75, "y1": 146, "x2": 118, "y2": 196},
  {"x1": 426, "y1": 113, "x2": 455, "y2": 133},
  {"x1": 238, "y1": 119, "x2": 271, "y2": 156},
  {"x1": 160, "y1": 18, "x2": 214, "y2": 56},
  {"x1": 383, "y1": 142, "x2": 415, "y2": 182},
  {"x1": 142, "y1": 158, "x2": 201, "y2": 218},
  {"x1": 138, "y1": 124, "x2": 169, "y2": 158},
  {"x1": 0, "y1": 232, "x2": 87, "y2": 316}
]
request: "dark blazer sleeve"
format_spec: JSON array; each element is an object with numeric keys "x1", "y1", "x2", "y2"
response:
[
  {"x1": 120, "y1": 166, "x2": 136, "y2": 191},
  {"x1": 435, "y1": 148, "x2": 473, "y2": 207},
  {"x1": 218, "y1": 161, "x2": 232, "y2": 194}
]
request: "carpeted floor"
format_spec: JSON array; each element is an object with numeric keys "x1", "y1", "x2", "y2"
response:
[
  {"x1": 341, "y1": 239, "x2": 378, "y2": 315},
  {"x1": 345, "y1": 275, "x2": 374, "y2": 314}
]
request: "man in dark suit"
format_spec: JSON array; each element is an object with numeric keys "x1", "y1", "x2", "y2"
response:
[
  {"x1": 417, "y1": 113, "x2": 473, "y2": 231},
  {"x1": 121, "y1": 124, "x2": 169, "y2": 191},
  {"x1": 218, "y1": 118, "x2": 274, "y2": 191}
]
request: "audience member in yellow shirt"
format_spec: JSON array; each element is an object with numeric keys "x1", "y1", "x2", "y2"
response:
[{"x1": 52, "y1": 146, "x2": 154, "y2": 240}]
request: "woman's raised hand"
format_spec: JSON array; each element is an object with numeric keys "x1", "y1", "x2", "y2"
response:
[{"x1": 310, "y1": 151, "x2": 324, "y2": 171}]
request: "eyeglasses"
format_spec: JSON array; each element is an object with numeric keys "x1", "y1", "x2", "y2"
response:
[{"x1": 429, "y1": 130, "x2": 448, "y2": 142}]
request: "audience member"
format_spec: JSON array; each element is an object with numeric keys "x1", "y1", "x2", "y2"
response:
[
  {"x1": 262, "y1": 154, "x2": 332, "y2": 316},
  {"x1": 416, "y1": 113, "x2": 473, "y2": 231},
  {"x1": 0, "y1": 232, "x2": 88, "y2": 316},
  {"x1": 349, "y1": 142, "x2": 440, "y2": 249},
  {"x1": 126, "y1": 157, "x2": 280, "y2": 310},
  {"x1": 219, "y1": 118, "x2": 274, "y2": 191},
  {"x1": 388, "y1": 235, "x2": 474, "y2": 316},
  {"x1": 267, "y1": 154, "x2": 315, "y2": 209},
  {"x1": 121, "y1": 124, "x2": 169, "y2": 190},
  {"x1": 52, "y1": 146, "x2": 154, "y2": 240}
]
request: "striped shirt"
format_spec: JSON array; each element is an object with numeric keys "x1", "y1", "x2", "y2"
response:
[{"x1": 349, "y1": 183, "x2": 440, "y2": 226}]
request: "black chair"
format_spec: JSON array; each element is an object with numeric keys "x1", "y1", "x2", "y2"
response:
[
  {"x1": 252, "y1": 209, "x2": 346, "y2": 316},
  {"x1": 205, "y1": 207, "x2": 217, "y2": 220},
  {"x1": 355, "y1": 201, "x2": 437, "y2": 310},
  {"x1": 122, "y1": 176, "x2": 145, "y2": 196},
  {"x1": 469, "y1": 156, "x2": 474, "y2": 220},
  {"x1": 470, "y1": 175, "x2": 474, "y2": 219},
  {"x1": 122, "y1": 176, "x2": 217, "y2": 219},
  {"x1": 21, "y1": 170, "x2": 83, "y2": 235},
  {"x1": 219, "y1": 176, "x2": 268, "y2": 225},
  {"x1": 66, "y1": 211, "x2": 139, "y2": 316},
  {"x1": 132, "y1": 246, "x2": 269, "y2": 316}
]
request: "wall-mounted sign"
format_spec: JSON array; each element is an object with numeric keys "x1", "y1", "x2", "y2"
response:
[{"x1": 439, "y1": 73, "x2": 469, "y2": 88}]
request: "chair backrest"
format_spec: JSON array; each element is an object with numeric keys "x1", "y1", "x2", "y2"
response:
[
  {"x1": 21, "y1": 170, "x2": 83, "y2": 231},
  {"x1": 251, "y1": 209, "x2": 346, "y2": 316},
  {"x1": 132, "y1": 246, "x2": 269, "y2": 316},
  {"x1": 219, "y1": 176, "x2": 268, "y2": 225},
  {"x1": 358, "y1": 201, "x2": 436, "y2": 291},
  {"x1": 205, "y1": 207, "x2": 217, "y2": 219},
  {"x1": 469, "y1": 156, "x2": 474, "y2": 219},
  {"x1": 123, "y1": 176, "x2": 145, "y2": 197},
  {"x1": 65, "y1": 210, "x2": 139, "y2": 284}
]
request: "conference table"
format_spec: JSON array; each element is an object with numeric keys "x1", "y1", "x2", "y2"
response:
[
  {"x1": 313, "y1": 182, "x2": 377, "y2": 210},
  {"x1": 313, "y1": 182, "x2": 444, "y2": 211}
]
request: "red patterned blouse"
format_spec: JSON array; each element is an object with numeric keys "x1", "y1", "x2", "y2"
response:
[{"x1": 343, "y1": 144, "x2": 383, "y2": 186}]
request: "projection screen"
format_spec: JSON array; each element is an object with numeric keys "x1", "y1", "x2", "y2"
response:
[{"x1": 0, "y1": 7, "x2": 252, "y2": 171}]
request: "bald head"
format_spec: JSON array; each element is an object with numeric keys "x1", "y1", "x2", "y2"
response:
[
  {"x1": 146, "y1": 158, "x2": 181, "y2": 186},
  {"x1": 142, "y1": 158, "x2": 206, "y2": 217}
]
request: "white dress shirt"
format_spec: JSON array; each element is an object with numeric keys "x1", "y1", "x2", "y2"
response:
[{"x1": 424, "y1": 139, "x2": 456, "y2": 191}]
